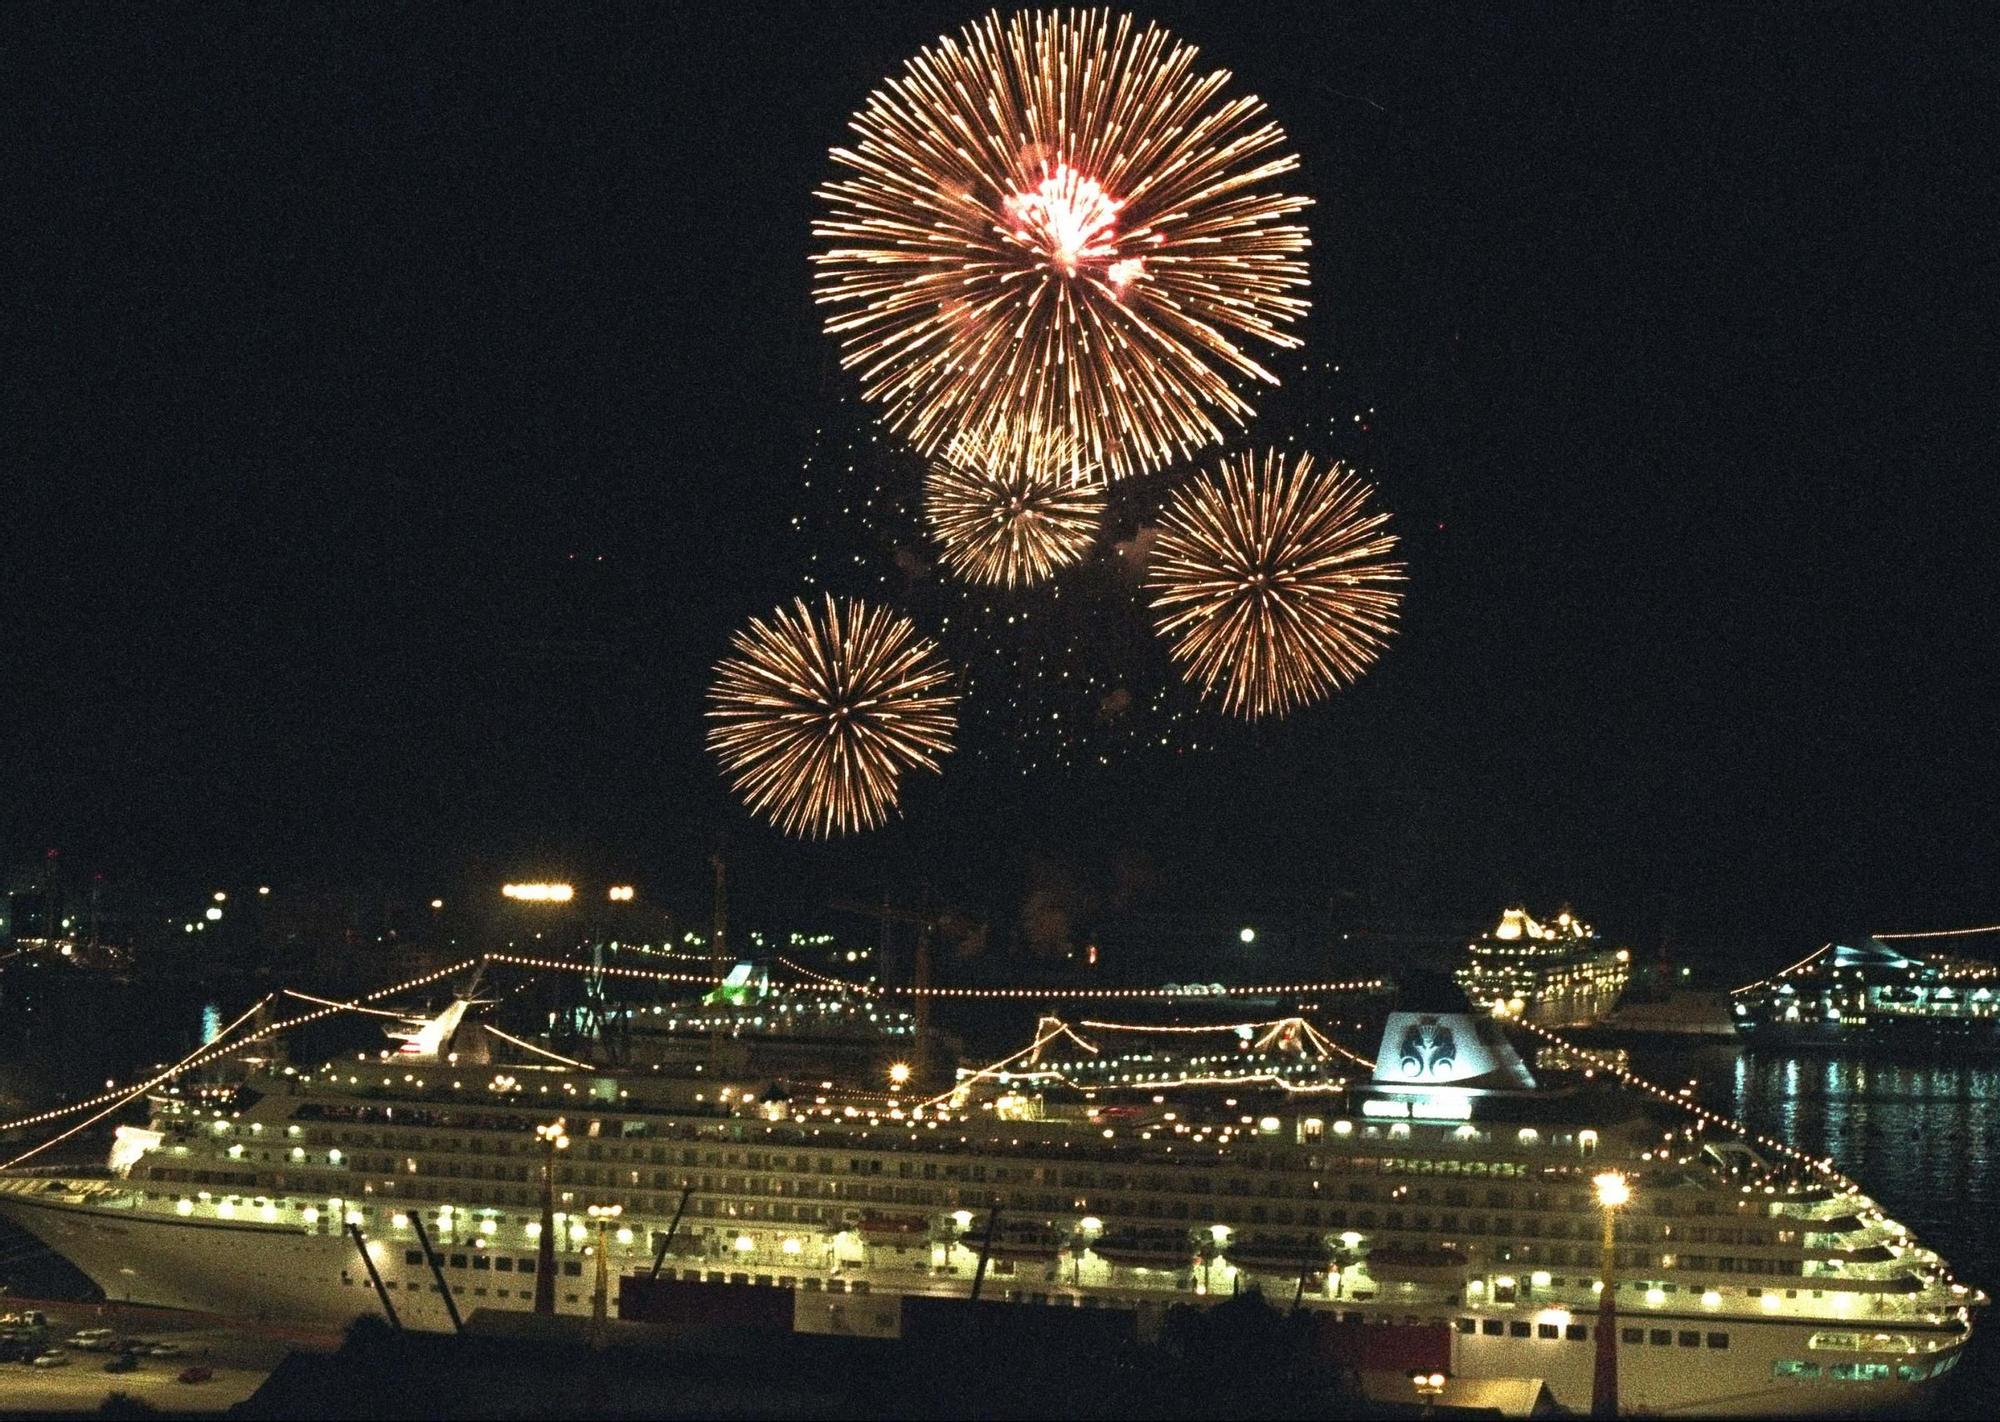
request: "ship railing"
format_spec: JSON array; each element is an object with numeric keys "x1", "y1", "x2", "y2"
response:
[
  {"x1": 1808, "y1": 1264, "x2": 1912, "y2": 1288},
  {"x1": 0, "y1": 1164, "x2": 114, "y2": 1179}
]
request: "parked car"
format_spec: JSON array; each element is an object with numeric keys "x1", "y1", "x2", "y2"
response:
[
  {"x1": 177, "y1": 1366, "x2": 213, "y2": 1385},
  {"x1": 147, "y1": 1342, "x2": 185, "y2": 1357},
  {"x1": 31, "y1": 1351, "x2": 71, "y2": 1368},
  {"x1": 103, "y1": 1353, "x2": 140, "y2": 1374}
]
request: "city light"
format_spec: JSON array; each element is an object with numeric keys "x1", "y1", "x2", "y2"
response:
[
  {"x1": 1593, "y1": 1171, "x2": 1631, "y2": 1209},
  {"x1": 607, "y1": 885, "x2": 635, "y2": 901},
  {"x1": 503, "y1": 883, "x2": 574, "y2": 902}
]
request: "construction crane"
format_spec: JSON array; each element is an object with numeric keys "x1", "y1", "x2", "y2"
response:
[{"x1": 829, "y1": 895, "x2": 937, "y2": 1089}]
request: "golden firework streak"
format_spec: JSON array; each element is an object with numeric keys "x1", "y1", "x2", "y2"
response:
[
  {"x1": 1148, "y1": 450, "x2": 1405, "y2": 719},
  {"x1": 813, "y1": 9, "x2": 1311, "y2": 481},
  {"x1": 707, "y1": 594, "x2": 958, "y2": 837},
  {"x1": 924, "y1": 428, "x2": 1105, "y2": 587}
]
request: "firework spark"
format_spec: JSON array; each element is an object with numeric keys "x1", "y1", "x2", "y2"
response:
[
  {"x1": 1148, "y1": 450, "x2": 1404, "y2": 719},
  {"x1": 813, "y1": 8, "x2": 1311, "y2": 482},
  {"x1": 707, "y1": 595, "x2": 957, "y2": 837},
  {"x1": 925, "y1": 430, "x2": 1105, "y2": 587}
]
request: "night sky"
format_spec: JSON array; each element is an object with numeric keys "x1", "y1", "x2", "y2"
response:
[{"x1": 8, "y1": 4, "x2": 1993, "y2": 967}]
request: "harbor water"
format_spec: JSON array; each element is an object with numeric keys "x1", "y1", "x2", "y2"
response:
[{"x1": 1665, "y1": 1043, "x2": 1996, "y2": 1419}]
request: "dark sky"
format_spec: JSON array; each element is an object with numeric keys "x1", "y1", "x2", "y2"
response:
[{"x1": 7, "y1": 4, "x2": 1994, "y2": 967}]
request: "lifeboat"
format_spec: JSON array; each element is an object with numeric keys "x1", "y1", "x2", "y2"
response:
[
  {"x1": 985, "y1": 1224, "x2": 1065, "y2": 1263},
  {"x1": 1362, "y1": 1244, "x2": 1468, "y2": 1285},
  {"x1": 1222, "y1": 1235, "x2": 1328, "y2": 1274},
  {"x1": 857, "y1": 1211, "x2": 929, "y2": 1243},
  {"x1": 1091, "y1": 1229, "x2": 1195, "y2": 1270}
]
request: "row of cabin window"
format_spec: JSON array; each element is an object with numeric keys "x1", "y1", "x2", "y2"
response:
[
  {"x1": 312, "y1": 1149, "x2": 1789, "y2": 1253},
  {"x1": 400, "y1": 1250, "x2": 583, "y2": 1277},
  {"x1": 1774, "y1": 1358, "x2": 1955, "y2": 1382},
  {"x1": 1457, "y1": 1319, "x2": 1730, "y2": 1348}
]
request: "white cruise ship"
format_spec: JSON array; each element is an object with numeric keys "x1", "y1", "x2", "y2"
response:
[
  {"x1": 1458, "y1": 906, "x2": 1632, "y2": 1027},
  {"x1": 0, "y1": 988, "x2": 1980, "y2": 1416}
]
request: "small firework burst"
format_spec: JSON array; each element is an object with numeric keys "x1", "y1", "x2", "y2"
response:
[
  {"x1": 813, "y1": 8, "x2": 1311, "y2": 482},
  {"x1": 706, "y1": 594, "x2": 957, "y2": 837},
  {"x1": 925, "y1": 430, "x2": 1105, "y2": 587},
  {"x1": 1148, "y1": 450, "x2": 1404, "y2": 719}
]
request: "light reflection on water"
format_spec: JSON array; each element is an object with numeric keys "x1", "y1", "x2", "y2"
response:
[{"x1": 1680, "y1": 1048, "x2": 1998, "y2": 1419}]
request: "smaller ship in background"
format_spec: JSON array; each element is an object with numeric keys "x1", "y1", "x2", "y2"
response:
[
  {"x1": 1732, "y1": 938, "x2": 2000, "y2": 1051},
  {"x1": 1454, "y1": 905, "x2": 1630, "y2": 1027}
]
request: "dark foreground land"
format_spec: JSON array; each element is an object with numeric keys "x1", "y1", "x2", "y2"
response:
[{"x1": 224, "y1": 1294, "x2": 1410, "y2": 1422}]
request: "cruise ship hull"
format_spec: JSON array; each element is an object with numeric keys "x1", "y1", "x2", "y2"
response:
[{"x1": 0, "y1": 1186, "x2": 1965, "y2": 1416}]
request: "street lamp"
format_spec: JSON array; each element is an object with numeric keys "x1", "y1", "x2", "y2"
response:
[
  {"x1": 1072, "y1": 1215, "x2": 1103, "y2": 1288},
  {"x1": 587, "y1": 1203, "x2": 623, "y2": 1343},
  {"x1": 1410, "y1": 1370, "x2": 1448, "y2": 1418},
  {"x1": 1592, "y1": 1171, "x2": 1630, "y2": 1420},
  {"x1": 533, "y1": 1119, "x2": 569, "y2": 1315}
]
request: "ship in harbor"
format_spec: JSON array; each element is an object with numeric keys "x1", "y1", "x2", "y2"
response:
[
  {"x1": 1732, "y1": 938, "x2": 2000, "y2": 1051},
  {"x1": 0, "y1": 964, "x2": 1981, "y2": 1417},
  {"x1": 1455, "y1": 906, "x2": 1632, "y2": 1027}
]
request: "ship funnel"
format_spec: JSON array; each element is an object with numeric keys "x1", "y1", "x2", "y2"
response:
[{"x1": 1371, "y1": 1011, "x2": 1538, "y2": 1091}]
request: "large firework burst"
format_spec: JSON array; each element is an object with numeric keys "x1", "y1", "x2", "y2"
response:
[
  {"x1": 707, "y1": 595, "x2": 958, "y2": 837},
  {"x1": 925, "y1": 430, "x2": 1105, "y2": 587},
  {"x1": 813, "y1": 8, "x2": 1311, "y2": 482},
  {"x1": 1148, "y1": 450, "x2": 1404, "y2": 719}
]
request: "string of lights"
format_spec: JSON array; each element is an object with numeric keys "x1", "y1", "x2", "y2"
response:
[
  {"x1": 902, "y1": 979, "x2": 1386, "y2": 1001},
  {"x1": 483, "y1": 951, "x2": 1384, "y2": 1002},
  {"x1": 919, "y1": 1018, "x2": 1095, "y2": 1108},
  {"x1": 281, "y1": 988, "x2": 407, "y2": 1019},
  {"x1": 1064, "y1": 1015, "x2": 1373, "y2": 1068},
  {"x1": 771, "y1": 955, "x2": 873, "y2": 992},
  {"x1": 1077, "y1": 1017, "x2": 1301, "y2": 1034},
  {"x1": 1729, "y1": 943, "x2": 1832, "y2": 997},
  {"x1": 1507, "y1": 1015, "x2": 1853, "y2": 1188},
  {"x1": 1021, "y1": 1016, "x2": 1105, "y2": 1065},
  {"x1": 0, "y1": 958, "x2": 481, "y2": 1135},
  {"x1": 1256, "y1": 1017, "x2": 1376, "y2": 1070},
  {"x1": 481, "y1": 1024, "x2": 593, "y2": 1070},
  {"x1": 1876, "y1": 923, "x2": 2000, "y2": 941},
  {"x1": 0, "y1": 994, "x2": 275, "y2": 1171}
]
